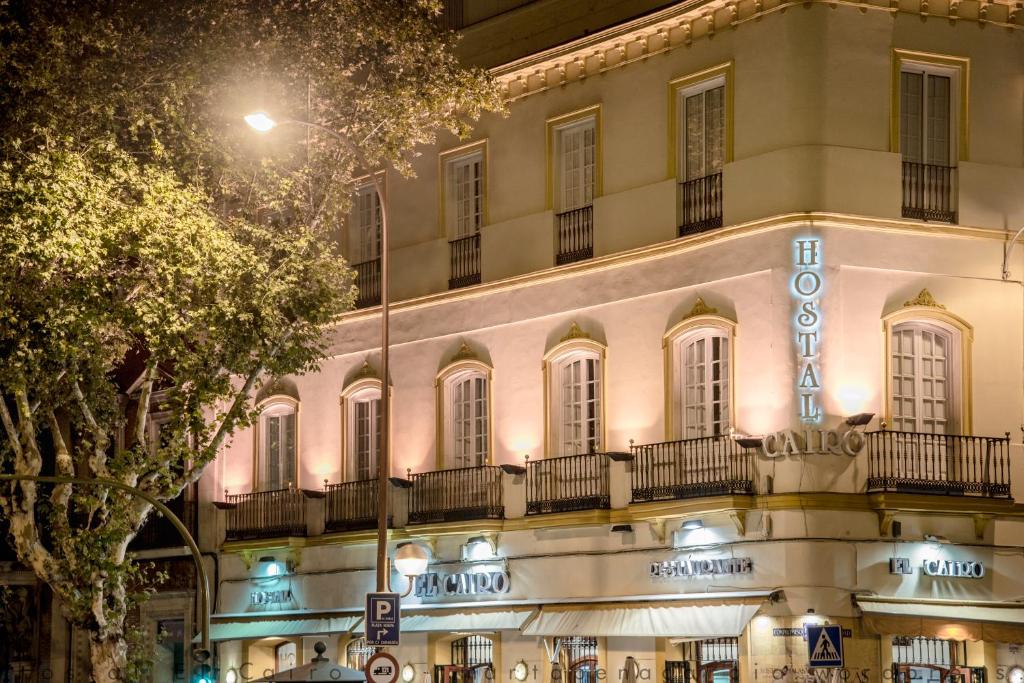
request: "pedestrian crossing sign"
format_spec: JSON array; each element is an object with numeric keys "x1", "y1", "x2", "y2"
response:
[{"x1": 806, "y1": 625, "x2": 844, "y2": 668}]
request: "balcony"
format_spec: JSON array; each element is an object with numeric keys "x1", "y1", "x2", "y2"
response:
[
  {"x1": 449, "y1": 233, "x2": 482, "y2": 289},
  {"x1": 526, "y1": 452, "x2": 611, "y2": 515},
  {"x1": 224, "y1": 488, "x2": 308, "y2": 540},
  {"x1": 866, "y1": 430, "x2": 1011, "y2": 498},
  {"x1": 678, "y1": 172, "x2": 723, "y2": 236},
  {"x1": 353, "y1": 257, "x2": 381, "y2": 308},
  {"x1": 630, "y1": 435, "x2": 755, "y2": 503},
  {"x1": 408, "y1": 466, "x2": 503, "y2": 524},
  {"x1": 901, "y1": 161, "x2": 956, "y2": 223},
  {"x1": 130, "y1": 489, "x2": 196, "y2": 551},
  {"x1": 555, "y1": 206, "x2": 593, "y2": 265},
  {"x1": 325, "y1": 479, "x2": 380, "y2": 533}
]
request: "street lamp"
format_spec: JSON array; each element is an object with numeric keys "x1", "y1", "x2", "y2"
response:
[
  {"x1": 245, "y1": 111, "x2": 393, "y2": 595},
  {"x1": 391, "y1": 542, "x2": 430, "y2": 597}
]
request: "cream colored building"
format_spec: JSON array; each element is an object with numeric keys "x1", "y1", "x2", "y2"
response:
[{"x1": 198, "y1": 1, "x2": 1024, "y2": 683}]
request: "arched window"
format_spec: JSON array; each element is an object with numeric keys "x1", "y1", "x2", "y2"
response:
[
  {"x1": 544, "y1": 325, "x2": 606, "y2": 457},
  {"x1": 341, "y1": 379, "x2": 382, "y2": 481},
  {"x1": 890, "y1": 321, "x2": 956, "y2": 433},
  {"x1": 257, "y1": 399, "x2": 298, "y2": 491},
  {"x1": 663, "y1": 305, "x2": 736, "y2": 441},
  {"x1": 438, "y1": 362, "x2": 491, "y2": 470},
  {"x1": 883, "y1": 292, "x2": 971, "y2": 434}
]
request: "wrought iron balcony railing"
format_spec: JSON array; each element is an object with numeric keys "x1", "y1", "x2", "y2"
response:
[
  {"x1": 678, "y1": 172, "x2": 723, "y2": 236},
  {"x1": 866, "y1": 430, "x2": 1011, "y2": 498},
  {"x1": 902, "y1": 161, "x2": 956, "y2": 223},
  {"x1": 526, "y1": 452, "x2": 611, "y2": 515},
  {"x1": 630, "y1": 435, "x2": 754, "y2": 503},
  {"x1": 130, "y1": 489, "x2": 196, "y2": 551},
  {"x1": 449, "y1": 233, "x2": 482, "y2": 289},
  {"x1": 353, "y1": 257, "x2": 382, "y2": 308},
  {"x1": 325, "y1": 479, "x2": 380, "y2": 532},
  {"x1": 224, "y1": 488, "x2": 307, "y2": 540},
  {"x1": 408, "y1": 465, "x2": 504, "y2": 524},
  {"x1": 556, "y1": 206, "x2": 594, "y2": 265}
]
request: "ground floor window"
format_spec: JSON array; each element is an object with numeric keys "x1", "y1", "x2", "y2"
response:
[
  {"x1": 668, "y1": 637, "x2": 739, "y2": 683},
  {"x1": 555, "y1": 637, "x2": 599, "y2": 683},
  {"x1": 153, "y1": 619, "x2": 186, "y2": 683},
  {"x1": 435, "y1": 635, "x2": 494, "y2": 683},
  {"x1": 347, "y1": 637, "x2": 379, "y2": 670},
  {"x1": 893, "y1": 637, "x2": 969, "y2": 683}
]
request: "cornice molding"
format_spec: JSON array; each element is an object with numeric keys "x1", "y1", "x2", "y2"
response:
[{"x1": 490, "y1": 0, "x2": 1021, "y2": 103}]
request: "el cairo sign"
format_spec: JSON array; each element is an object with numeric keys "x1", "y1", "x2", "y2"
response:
[
  {"x1": 890, "y1": 557, "x2": 986, "y2": 578},
  {"x1": 414, "y1": 569, "x2": 511, "y2": 597}
]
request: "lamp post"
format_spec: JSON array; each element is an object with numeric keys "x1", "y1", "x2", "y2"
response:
[
  {"x1": 245, "y1": 112, "x2": 392, "y2": 594},
  {"x1": 0, "y1": 473, "x2": 211, "y2": 656}
]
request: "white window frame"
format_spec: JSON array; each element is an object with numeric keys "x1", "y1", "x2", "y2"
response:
[
  {"x1": 899, "y1": 62, "x2": 958, "y2": 167},
  {"x1": 256, "y1": 399, "x2": 298, "y2": 492},
  {"x1": 343, "y1": 384, "x2": 382, "y2": 482},
  {"x1": 555, "y1": 117, "x2": 596, "y2": 212},
  {"x1": 440, "y1": 368, "x2": 490, "y2": 469},
  {"x1": 445, "y1": 151, "x2": 484, "y2": 239},
  {"x1": 545, "y1": 344, "x2": 604, "y2": 457},
  {"x1": 352, "y1": 183, "x2": 382, "y2": 263},
  {"x1": 677, "y1": 75, "x2": 726, "y2": 182},
  {"x1": 889, "y1": 320, "x2": 959, "y2": 435},
  {"x1": 672, "y1": 327, "x2": 731, "y2": 439}
]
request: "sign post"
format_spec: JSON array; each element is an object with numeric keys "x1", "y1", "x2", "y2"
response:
[
  {"x1": 365, "y1": 592, "x2": 400, "y2": 647},
  {"x1": 806, "y1": 625, "x2": 844, "y2": 668}
]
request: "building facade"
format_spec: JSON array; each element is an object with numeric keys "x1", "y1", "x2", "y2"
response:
[{"x1": 200, "y1": 1, "x2": 1024, "y2": 683}]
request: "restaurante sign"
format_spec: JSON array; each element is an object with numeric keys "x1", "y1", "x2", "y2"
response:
[{"x1": 650, "y1": 557, "x2": 753, "y2": 578}]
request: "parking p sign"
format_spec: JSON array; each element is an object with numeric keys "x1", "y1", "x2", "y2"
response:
[{"x1": 365, "y1": 592, "x2": 400, "y2": 646}]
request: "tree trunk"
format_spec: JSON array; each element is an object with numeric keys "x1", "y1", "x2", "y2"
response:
[{"x1": 89, "y1": 634, "x2": 128, "y2": 683}]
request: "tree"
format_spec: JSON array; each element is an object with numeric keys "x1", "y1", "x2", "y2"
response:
[{"x1": 0, "y1": 1, "x2": 501, "y2": 680}]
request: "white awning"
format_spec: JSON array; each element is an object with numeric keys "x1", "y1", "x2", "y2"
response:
[
  {"x1": 521, "y1": 601, "x2": 762, "y2": 638},
  {"x1": 856, "y1": 596, "x2": 1024, "y2": 642},
  {"x1": 397, "y1": 608, "x2": 537, "y2": 633},
  {"x1": 194, "y1": 615, "x2": 362, "y2": 643}
]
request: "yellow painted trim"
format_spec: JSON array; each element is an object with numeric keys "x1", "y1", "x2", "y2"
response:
[
  {"x1": 545, "y1": 104, "x2": 603, "y2": 211},
  {"x1": 329, "y1": 211, "x2": 1011, "y2": 327},
  {"x1": 252, "y1": 395, "x2": 301, "y2": 491},
  {"x1": 666, "y1": 61, "x2": 734, "y2": 180},
  {"x1": 403, "y1": 518, "x2": 505, "y2": 537},
  {"x1": 880, "y1": 304, "x2": 974, "y2": 434},
  {"x1": 662, "y1": 313, "x2": 737, "y2": 440},
  {"x1": 542, "y1": 330, "x2": 608, "y2": 458},
  {"x1": 434, "y1": 357, "x2": 495, "y2": 470},
  {"x1": 503, "y1": 508, "x2": 612, "y2": 531},
  {"x1": 890, "y1": 49, "x2": 970, "y2": 162},
  {"x1": 437, "y1": 139, "x2": 490, "y2": 241}
]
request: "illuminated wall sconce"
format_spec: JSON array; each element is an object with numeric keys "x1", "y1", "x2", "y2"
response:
[
  {"x1": 402, "y1": 664, "x2": 417, "y2": 683},
  {"x1": 513, "y1": 661, "x2": 530, "y2": 682},
  {"x1": 611, "y1": 524, "x2": 633, "y2": 533},
  {"x1": 463, "y1": 535, "x2": 497, "y2": 561},
  {"x1": 1006, "y1": 666, "x2": 1024, "y2": 683},
  {"x1": 681, "y1": 519, "x2": 704, "y2": 531},
  {"x1": 845, "y1": 413, "x2": 875, "y2": 427}
]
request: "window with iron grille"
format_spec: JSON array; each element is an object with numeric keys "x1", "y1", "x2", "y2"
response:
[
  {"x1": 556, "y1": 637, "x2": 598, "y2": 665},
  {"x1": 892, "y1": 637, "x2": 965, "y2": 668},
  {"x1": 452, "y1": 636, "x2": 493, "y2": 667}
]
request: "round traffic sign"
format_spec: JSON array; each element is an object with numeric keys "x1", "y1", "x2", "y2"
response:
[{"x1": 365, "y1": 652, "x2": 400, "y2": 683}]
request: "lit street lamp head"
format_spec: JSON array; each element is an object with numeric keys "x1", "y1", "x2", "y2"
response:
[{"x1": 244, "y1": 112, "x2": 277, "y2": 132}]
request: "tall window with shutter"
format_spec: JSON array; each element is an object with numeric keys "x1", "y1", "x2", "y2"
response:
[
  {"x1": 557, "y1": 353, "x2": 602, "y2": 456},
  {"x1": 352, "y1": 184, "x2": 383, "y2": 307},
  {"x1": 675, "y1": 330, "x2": 730, "y2": 439},
  {"x1": 260, "y1": 404, "x2": 296, "y2": 491},
  {"x1": 444, "y1": 149, "x2": 485, "y2": 288},
  {"x1": 890, "y1": 321, "x2": 956, "y2": 434},
  {"x1": 898, "y1": 61, "x2": 958, "y2": 222},
  {"x1": 675, "y1": 78, "x2": 725, "y2": 235},
  {"x1": 551, "y1": 112, "x2": 598, "y2": 264},
  {"x1": 449, "y1": 372, "x2": 488, "y2": 469}
]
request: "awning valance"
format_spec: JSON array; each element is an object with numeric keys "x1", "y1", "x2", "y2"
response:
[
  {"x1": 521, "y1": 601, "x2": 763, "y2": 638},
  {"x1": 193, "y1": 615, "x2": 362, "y2": 643},
  {"x1": 348, "y1": 608, "x2": 535, "y2": 634},
  {"x1": 857, "y1": 596, "x2": 1024, "y2": 643}
]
